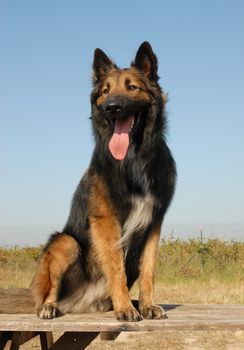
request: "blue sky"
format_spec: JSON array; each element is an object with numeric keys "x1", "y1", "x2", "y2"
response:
[{"x1": 1, "y1": 1, "x2": 244, "y2": 244}]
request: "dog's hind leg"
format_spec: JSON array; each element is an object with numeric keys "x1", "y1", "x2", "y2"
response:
[
  {"x1": 138, "y1": 223, "x2": 166, "y2": 319},
  {"x1": 31, "y1": 233, "x2": 79, "y2": 319}
]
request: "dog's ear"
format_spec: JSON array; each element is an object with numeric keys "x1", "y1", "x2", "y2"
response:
[
  {"x1": 132, "y1": 42, "x2": 158, "y2": 81},
  {"x1": 93, "y1": 48, "x2": 115, "y2": 82}
]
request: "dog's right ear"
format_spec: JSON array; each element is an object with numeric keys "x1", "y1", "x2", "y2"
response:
[{"x1": 93, "y1": 49, "x2": 115, "y2": 83}]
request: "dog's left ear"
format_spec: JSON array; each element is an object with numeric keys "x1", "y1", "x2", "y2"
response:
[
  {"x1": 93, "y1": 48, "x2": 115, "y2": 83},
  {"x1": 132, "y1": 42, "x2": 158, "y2": 81}
]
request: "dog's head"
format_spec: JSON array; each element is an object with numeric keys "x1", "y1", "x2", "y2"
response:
[{"x1": 91, "y1": 42, "x2": 166, "y2": 161}]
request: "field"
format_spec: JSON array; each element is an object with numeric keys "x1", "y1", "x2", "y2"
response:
[{"x1": 0, "y1": 237, "x2": 244, "y2": 349}]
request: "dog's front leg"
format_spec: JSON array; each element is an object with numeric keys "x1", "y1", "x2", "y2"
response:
[
  {"x1": 90, "y1": 214, "x2": 142, "y2": 321},
  {"x1": 138, "y1": 223, "x2": 166, "y2": 319},
  {"x1": 89, "y1": 177, "x2": 141, "y2": 321}
]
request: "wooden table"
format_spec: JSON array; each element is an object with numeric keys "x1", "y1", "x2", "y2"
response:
[{"x1": 0, "y1": 304, "x2": 244, "y2": 349}]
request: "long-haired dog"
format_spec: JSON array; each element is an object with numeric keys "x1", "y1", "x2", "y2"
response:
[{"x1": 0, "y1": 42, "x2": 176, "y2": 321}]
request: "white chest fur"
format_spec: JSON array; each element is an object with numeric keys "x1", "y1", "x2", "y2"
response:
[{"x1": 118, "y1": 194, "x2": 154, "y2": 248}]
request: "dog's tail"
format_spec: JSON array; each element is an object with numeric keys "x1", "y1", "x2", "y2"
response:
[{"x1": 0, "y1": 288, "x2": 35, "y2": 314}]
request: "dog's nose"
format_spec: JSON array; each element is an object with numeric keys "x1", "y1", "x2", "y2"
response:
[{"x1": 105, "y1": 102, "x2": 122, "y2": 113}]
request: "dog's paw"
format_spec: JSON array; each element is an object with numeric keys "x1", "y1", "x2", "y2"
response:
[
  {"x1": 37, "y1": 303, "x2": 58, "y2": 319},
  {"x1": 140, "y1": 304, "x2": 167, "y2": 319},
  {"x1": 115, "y1": 306, "x2": 142, "y2": 322}
]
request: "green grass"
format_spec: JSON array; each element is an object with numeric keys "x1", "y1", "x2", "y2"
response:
[
  {"x1": 0, "y1": 237, "x2": 243, "y2": 289},
  {"x1": 157, "y1": 237, "x2": 244, "y2": 284}
]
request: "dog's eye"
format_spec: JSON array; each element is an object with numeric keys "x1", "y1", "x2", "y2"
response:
[
  {"x1": 103, "y1": 88, "x2": 109, "y2": 95},
  {"x1": 128, "y1": 84, "x2": 137, "y2": 91}
]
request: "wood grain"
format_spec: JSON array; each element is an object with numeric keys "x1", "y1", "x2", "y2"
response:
[{"x1": 0, "y1": 304, "x2": 244, "y2": 332}]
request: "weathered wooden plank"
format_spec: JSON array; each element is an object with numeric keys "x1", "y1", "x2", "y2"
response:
[
  {"x1": 0, "y1": 331, "x2": 12, "y2": 350},
  {"x1": 39, "y1": 332, "x2": 54, "y2": 350},
  {"x1": 48, "y1": 332, "x2": 99, "y2": 350},
  {"x1": 18, "y1": 332, "x2": 39, "y2": 345},
  {"x1": 0, "y1": 331, "x2": 42, "y2": 350},
  {"x1": 0, "y1": 305, "x2": 243, "y2": 332},
  {"x1": 8, "y1": 332, "x2": 38, "y2": 350},
  {"x1": 100, "y1": 331, "x2": 120, "y2": 340},
  {"x1": 9, "y1": 332, "x2": 20, "y2": 350}
]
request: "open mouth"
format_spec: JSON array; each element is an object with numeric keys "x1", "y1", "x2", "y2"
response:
[{"x1": 108, "y1": 112, "x2": 140, "y2": 160}]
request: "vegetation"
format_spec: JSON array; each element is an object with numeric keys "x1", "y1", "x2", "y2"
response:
[
  {"x1": 0, "y1": 245, "x2": 42, "y2": 288},
  {"x1": 0, "y1": 237, "x2": 243, "y2": 290},
  {"x1": 0, "y1": 238, "x2": 244, "y2": 349},
  {"x1": 158, "y1": 237, "x2": 244, "y2": 283}
]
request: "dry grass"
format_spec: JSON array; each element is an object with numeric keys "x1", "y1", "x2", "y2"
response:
[
  {"x1": 85, "y1": 330, "x2": 244, "y2": 350},
  {"x1": 0, "y1": 239, "x2": 244, "y2": 349},
  {"x1": 153, "y1": 280, "x2": 244, "y2": 304},
  {"x1": 9, "y1": 330, "x2": 244, "y2": 350},
  {"x1": 0, "y1": 246, "x2": 40, "y2": 288}
]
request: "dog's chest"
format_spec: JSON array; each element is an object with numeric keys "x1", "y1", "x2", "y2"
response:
[{"x1": 119, "y1": 194, "x2": 154, "y2": 247}]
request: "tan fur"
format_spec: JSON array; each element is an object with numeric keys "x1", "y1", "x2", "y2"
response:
[
  {"x1": 0, "y1": 288, "x2": 34, "y2": 314},
  {"x1": 88, "y1": 174, "x2": 138, "y2": 318},
  {"x1": 31, "y1": 233, "x2": 79, "y2": 309},
  {"x1": 96, "y1": 69, "x2": 151, "y2": 106},
  {"x1": 138, "y1": 224, "x2": 165, "y2": 318}
]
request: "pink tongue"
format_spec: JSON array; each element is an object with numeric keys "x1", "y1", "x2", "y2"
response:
[{"x1": 108, "y1": 116, "x2": 134, "y2": 160}]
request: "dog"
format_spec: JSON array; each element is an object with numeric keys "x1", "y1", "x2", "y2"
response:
[{"x1": 0, "y1": 42, "x2": 176, "y2": 322}]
